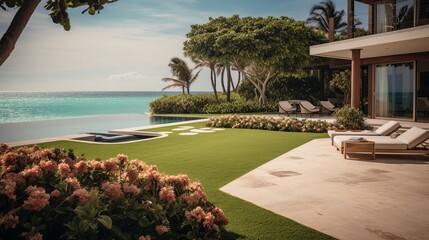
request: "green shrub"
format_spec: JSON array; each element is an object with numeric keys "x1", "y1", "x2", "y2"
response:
[
  {"x1": 203, "y1": 101, "x2": 276, "y2": 114},
  {"x1": 150, "y1": 94, "x2": 218, "y2": 114},
  {"x1": 0, "y1": 144, "x2": 228, "y2": 239},
  {"x1": 334, "y1": 106, "x2": 367, "y2": 130},
  {"x1": 206, "y1": 115, "x2": 338, "y2": 133},
  {"x1": 150, "y1": 93, "x2": 275, "y2": 114}
]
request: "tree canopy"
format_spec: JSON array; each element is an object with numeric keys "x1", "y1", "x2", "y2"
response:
[
  {"x1": 184, "y1": 15, "x2": 326, "y2": 104},
  {"x1": 0, "y1": 0, "x2": 117, "y2": 66}
]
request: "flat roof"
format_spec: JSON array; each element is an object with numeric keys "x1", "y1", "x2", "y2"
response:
[{"x1": 310, "y1": 25, "x2": 429, "y2": 60}]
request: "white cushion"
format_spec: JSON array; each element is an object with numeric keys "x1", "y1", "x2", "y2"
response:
[
  {"x1": 328, "y1": 130, "x2": 379, "y2": 138},
  {"x1": 396, "y1": 127, "x2": 429, "y2": 149},
  {"x1": 374, "y1": 121, "x2": 400, "y2": 135},
  {"x1": 333, "y1": 135, "x2": 408, "y2": 150}
]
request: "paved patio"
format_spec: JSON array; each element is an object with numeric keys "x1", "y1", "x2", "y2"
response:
[{"x1": 221, "y1": 138, "x2": 429, "y2": 240}]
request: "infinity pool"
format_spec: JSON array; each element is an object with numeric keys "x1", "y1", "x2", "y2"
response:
[{"x1": 0, "y1": 114, "x2": 202, "y2": 143}]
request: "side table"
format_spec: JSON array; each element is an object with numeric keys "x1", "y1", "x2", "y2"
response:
[{"x1": 343, "y1": 140, "x2": 375, "y2": 159}]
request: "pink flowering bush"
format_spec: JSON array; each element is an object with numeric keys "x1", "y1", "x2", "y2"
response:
[
  {"x1": 0, "y1": 144, "x2": 228, "y2": 239},
  {"x1": 206, "y1": 115, "x2": 343, "y2": 133}
]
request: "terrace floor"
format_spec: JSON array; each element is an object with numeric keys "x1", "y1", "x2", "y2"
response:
[{"x1": 221, "y1": 138, "x2": 429, "y2": 240}]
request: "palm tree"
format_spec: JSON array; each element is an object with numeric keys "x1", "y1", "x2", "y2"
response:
[
  {"x1": 306, "y1": 0, "x2": 347, "y2": 34},
  {"x1": 162, "y1": 57, "x2": 202, "y2": 94}
]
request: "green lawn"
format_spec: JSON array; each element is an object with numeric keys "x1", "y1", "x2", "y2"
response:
[{"x1": 38, "y1": 122, "x2": 333, "y2": 239}]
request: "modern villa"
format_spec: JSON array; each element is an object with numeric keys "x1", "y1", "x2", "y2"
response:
[{"x1": 310, "y1": 0, "x2": 429, "y2": 122}]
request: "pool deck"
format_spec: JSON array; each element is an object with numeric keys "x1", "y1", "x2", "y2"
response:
[{"x1": 221, "y1": 138, "x2": 429, "y2": 240}]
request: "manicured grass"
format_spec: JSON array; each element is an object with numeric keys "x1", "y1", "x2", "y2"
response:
[{"x1": 38, "y1": 122, "x2": 333, "y2": 239}]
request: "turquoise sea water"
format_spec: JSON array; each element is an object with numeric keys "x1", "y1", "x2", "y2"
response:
[
  {"x1": 0, "y1": 91, "x2": 206, "y2": 143},
  {"x1": 0, "y1": 91, "x2": 178, "y2": 123}
]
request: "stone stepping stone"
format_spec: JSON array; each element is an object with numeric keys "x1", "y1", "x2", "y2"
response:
[
  {"x1": 190, "y1": 129, "x2": 215, "y2": 133},
  {"x1": 158, "y1": 131, "x2": 173, "y2": 134},
  {"x1": 212, "y1": 128, "x2": 225, "y2": 131},
  {"x1": 200, "y1": 127, "x2": 212, "y2": 130},
  {"x1": 179, "y1": 132, "x2": 198, "y2": 136}
]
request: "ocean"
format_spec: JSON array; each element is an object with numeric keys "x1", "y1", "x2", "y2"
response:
[
  {"x1": 0, "y1": 91, "x2": 179, "y2": 123},
  {"x1": 0, "y1": 91, "x2": 203, "y2": 143}
]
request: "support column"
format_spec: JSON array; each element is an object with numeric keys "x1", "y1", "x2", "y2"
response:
[
  {"x1": 329, "y1": 17, "x2": 334, "y2": 42},
  {"x1": 351, "y1": 49, "x2": 361, "y2": 109},
  {"x1": 348, "y1": 0, "x2": 355, "y2": 39},
  {"x1": 367, "y1": 64, "x2": 374, "y2": 118}
]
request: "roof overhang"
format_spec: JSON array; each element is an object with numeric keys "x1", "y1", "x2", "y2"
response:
[{"x1": 310, "y1": 25, "x2": 429, "y2": 60}]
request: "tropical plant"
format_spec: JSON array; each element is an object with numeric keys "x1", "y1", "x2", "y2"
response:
[
  {"x1": 0, "y1": 0, "x2": 117, "y2": 66},
  {"x1": 162, "y1": 57, "x2": 202, "y2": 94},
  {"x1": 0, "y1": 144, "x2": 228, "y2": 239},
  {"x1": 306, "y1": 0, "x2": 347, "y2": 33},
  {"x1": 334, "y1": 106, "x2": 367, "y2": 130},
  {"x1": 329, "y1": 69, "x2": 351, "y2": 105}
]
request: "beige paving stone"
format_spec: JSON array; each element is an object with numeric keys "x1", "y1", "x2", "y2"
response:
[{"x1": 221, "y1": 138, "x2": 429, "y2": 240}]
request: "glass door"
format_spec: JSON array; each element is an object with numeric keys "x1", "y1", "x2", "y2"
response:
[{"x1": 375, "y1": 62, "x2": 414, "y2": 119}]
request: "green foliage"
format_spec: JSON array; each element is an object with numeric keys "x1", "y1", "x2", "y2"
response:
[
  {"x1": 334, "y1": 106, "x2": 367, "y2": 130},
  {"x1": 0, "y1": 145, "x2": 228, "y2": 239},
  {"x1": 150, "y1": 94, "x2": 219, "y2": 114},
  {"x1": 183, "y1": 15, "x2": 326, "y2": 106},
  {"x1": 162, "y1": 57, "x2": 202, "y2": 94},
  {"x1": 1, "y1": 0, "x2": 116, "y2": 31},
  {"x1": 329, "y1": 69, "x2": 351, "y2": 105},
  {"x1": 306, "y1": 0, "x2": 347, "y2": 33},
  {"x1": 207, "y1": 115, "x2": 338, "y2": 133},
  {"x1": 150, "y1": 93, "x2": 275, "y2": 114},
  {"x1": 203, "y1": 100, "x2": 276, "y2": 114},
  {"x1": 184, "y1": 15, "x2": 326, "y2": 70},
  {"x1": 237, "y1": 76, "x2": 320, "y2": 104}
]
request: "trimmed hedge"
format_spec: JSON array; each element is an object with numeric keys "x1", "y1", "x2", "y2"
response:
[
  {"x1": 206, "y1": 115, "x2": 341, "y2": 133},
  {"x1": 150, "y1": 94, "x2": 276, "y2": 114}
]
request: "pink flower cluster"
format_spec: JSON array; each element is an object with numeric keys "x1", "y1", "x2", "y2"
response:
[
  {"x1": 0, "y1": 211, "x2": 19, "y2": 229},
  {"x1": 22, "y1": 186, "x2": 50, "y2": 212},
  {"x1": 0, "y1": 144, "x2": 228, "y2": 239},
  {"x1": 102, "y1": 181, "x2": 124, "y2": 200},
  {"x1": 180, "y1": 182, "x2": 207, "y2": 205},
  {"x1": 185, "y1": 206, "x2": 227, "y2": 232},
  {"x1": 159, "y1": 186, "x2": 175, "y2": 203}
]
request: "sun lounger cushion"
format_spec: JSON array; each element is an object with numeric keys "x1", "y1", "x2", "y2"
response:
[
  {"x1": 374, "y1": 121, "x2": 400, "y2": 135},
  {"x1": 395, "y1": 127, "x2": 429, "y2": 149},
  {"x1": 327, "y1": 130, "x2": 378, "y2": 138},
  {"x1": 333, "y1": 135, "x2": 408, "y2": 150}
]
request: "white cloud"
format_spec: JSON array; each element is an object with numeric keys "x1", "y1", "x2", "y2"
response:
[{"x1": 106, "y1": 72, "x2": 143, "y2": 81}]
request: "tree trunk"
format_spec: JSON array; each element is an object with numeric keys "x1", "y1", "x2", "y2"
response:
[
  {"x1": 210, "y1": 67, "x2": 219, "y2": 102},
  {"x1": 236, "y1": 71, "x2": 242, "y2": 87},
  {"x1": 0, "y1": 0, "x2": 41, "y2": 66},
  {"x1": 186, "y1": 83, "x2": 190, "y2": 94},
  {"x1": 226, "y1": 65, "x2": 232, "y2": 102},
  {"x1": 182, "y1": 86, "x2": 185, "y2": 94},
  {"x1": 220, "y1": 67, "x2": 226, "y2": 93},
  {"x1": 230, "y1": 69, "x2": 236, "y2": 91}
]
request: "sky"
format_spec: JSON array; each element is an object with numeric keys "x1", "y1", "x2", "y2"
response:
[{"x1": 0, "y1": 0, "x2": 368, "y2": 92}]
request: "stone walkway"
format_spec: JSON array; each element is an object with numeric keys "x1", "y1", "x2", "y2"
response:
[{"x1": 221, "y1": 138, "x2": 429, "y2": 240}]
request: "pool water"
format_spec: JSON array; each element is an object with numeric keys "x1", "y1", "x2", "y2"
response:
[{"x1": 0, "y1": 114, "x2": 201, "y2": 143}]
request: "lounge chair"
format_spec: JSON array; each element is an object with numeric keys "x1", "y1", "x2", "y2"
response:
[
  {"x1": 320, "y1": 101, "x2": 337, "y2": 115},
  {"x1": 333, "y1": 127, "x2": 429, "y2": 156},
  {"x1": 299, "y1": 101, "x2": 320, "y2": 117},
  {"x1": 278, "y1": 101, "x2": 296, "y2": 115},
  {"x1": 327, "y1": 120, "x2": 401, "y2": 145}
]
